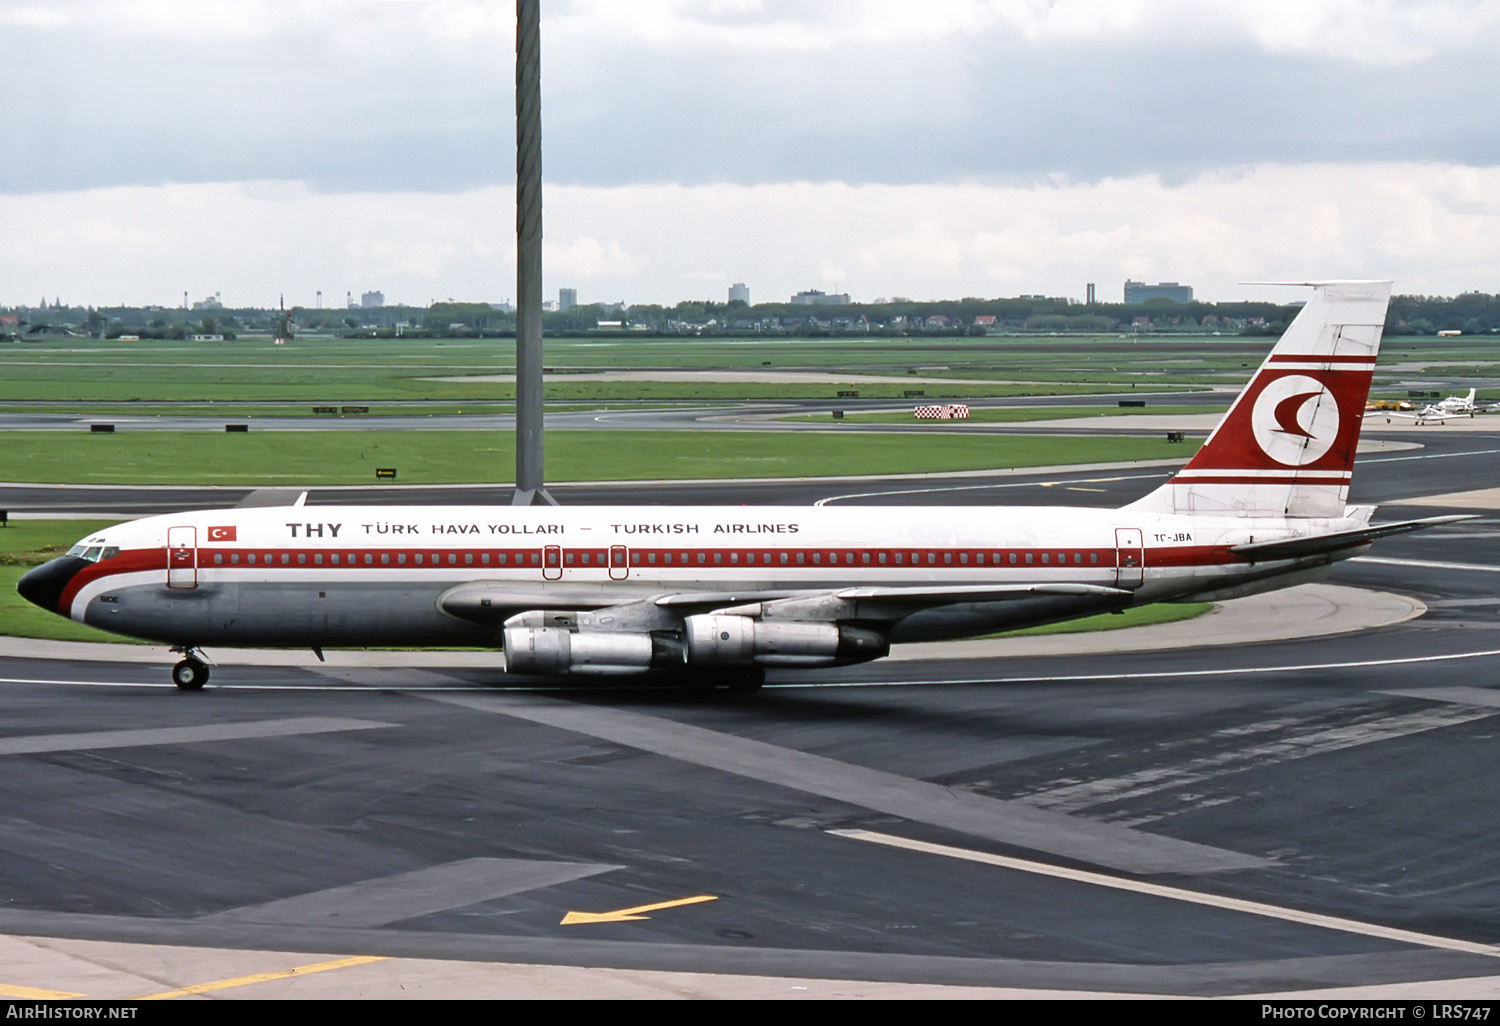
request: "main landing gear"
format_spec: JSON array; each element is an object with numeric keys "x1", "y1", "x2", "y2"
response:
[{"x1": 170, "y1": 648, "x2": 210, "y2": 691}]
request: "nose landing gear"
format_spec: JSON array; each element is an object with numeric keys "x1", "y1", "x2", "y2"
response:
[{"x1": 169, "y1": 647, "x2": 210, "y2": 690}]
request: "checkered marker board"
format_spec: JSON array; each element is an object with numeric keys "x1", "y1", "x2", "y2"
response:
[{"x1": 914, "y1": 404, "x2": 970, "y2": 420}]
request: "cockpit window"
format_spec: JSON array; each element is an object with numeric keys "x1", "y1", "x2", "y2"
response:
[{"x1": 69, "y1": 543, "x2": 120, "y2": 563}]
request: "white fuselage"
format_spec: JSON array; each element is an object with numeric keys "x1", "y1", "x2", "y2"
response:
[{"x1": 58, "y1": 503, "x2": 1352, "y2": 650}]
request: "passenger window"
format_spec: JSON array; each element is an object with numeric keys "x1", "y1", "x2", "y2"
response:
[
  {"x1": 630, "y1": 552, "x2": 640, "y2": 565},
  {"x1": 314, "y1": 553, "x2": 323, "y2": 565},
  {"x1": 380, "y1": 553, "x2": 390, "y2": 565},
  {"x1": 365, "y1": 553, "x2": 374, "y2": 565},
  {"x1": 448, "y1": 554, "x2": 456, "y2": 565},
  {"x1": 213, "y1": 553, "x2": 223, "y2": 565},
  {"x1": 1025, "y1": 553, "x2": 1033, "y2": 564},
  {"x1": 298, "y1": 553, "x2": 307, "y2": 565},
  {"x1": 1090, "y1": 552, "x2": 1098, "y2": 564},
  {"x1": 397, "y1": 553, "x2": 406, "y2": 565},
  {"x1": 231, "y1": 553, "x2": 240, "y2": 565},
  {"x1": 247, "y1": 553, "x2": 256, "y2": 565},
  {"x1": 1074, "y1": 553, "x2": 1082, "y2": 564},
  {"x1": 959, "y1": 553, "x2": 968, "y2": 564},
  {"x1": 729, "y1": 552, "x2": 738, "y2": 564},
  {"x1": 647, "y1": 552, "x2": 657, "y2": 564},
  {"x1": 415, "y1": 553, "x2": 424, "y2": 565},
  {"x1": 796, "y1": 552, "x2": 805, "y2": 564},
  {"x1": 812, "y1": 552, "x2": 821, "y2": 564},
  {"x1": 1009, "y1": 553, "x2": 1017, "y2": 564},
  {"x1": 943, "y1": 553, "x2": 952, "y2": 564},
  {"x1": 465, "y1": 553, "x2": 473, "y2": 565},
  {"x1": 1041, "y1": 553, "x2": 1049, "y2": 564},
  {"x1": 481, "y1": 553, "x2": 490, "y2": 565}
]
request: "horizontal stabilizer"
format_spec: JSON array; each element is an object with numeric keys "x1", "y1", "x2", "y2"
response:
[{"x1": 1231, "y1": 515, "x2": 1477, "y2": 561}]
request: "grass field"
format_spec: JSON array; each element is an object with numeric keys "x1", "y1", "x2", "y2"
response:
[
  {"x1": 6, "y1": 334, "x2": 1493, "y2": 407},
  {"x1": 1, "y1": 430, "x2": 1195, "y2": 485}
]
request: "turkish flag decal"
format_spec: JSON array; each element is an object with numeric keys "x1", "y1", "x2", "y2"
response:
[{"x1": 207, "y1": 526, "x2": 237, "y2": 542}]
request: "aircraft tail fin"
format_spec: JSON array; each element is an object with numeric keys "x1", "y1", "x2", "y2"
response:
[{"x1": 1126, "y1": 280, "x2": 1392, "y2": 519}]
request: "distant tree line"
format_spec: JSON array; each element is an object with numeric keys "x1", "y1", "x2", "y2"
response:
[{"x1": 7, "y1": 292, "x2": 1500, "y2": 341}]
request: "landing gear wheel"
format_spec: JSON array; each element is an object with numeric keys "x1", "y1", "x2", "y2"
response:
[{"x1": 172, "y1": 659, "x2": 209, "y2": 691}]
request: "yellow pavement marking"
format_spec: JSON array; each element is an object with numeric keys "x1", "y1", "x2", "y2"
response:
[
  {"x1": 562, "y1": 894, "x2": 717, "y2": 925},
  {"x1": 134, "y1": 955, "x2": 388, "y2": 1000},
  {"x1": 1065, "y1": 486, "x2": 1108, "y2": 492},
  {"x1": 0, "y1": 984, "x2": 87, "y2": 999},
  {"x1": 833, "y1": 829, "x2": 1500, "y2": 958}
]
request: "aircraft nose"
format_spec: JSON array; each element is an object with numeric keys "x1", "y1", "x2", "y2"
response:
[{"x1": 16, "y1": 556, "x2": 86, "y2": 616}]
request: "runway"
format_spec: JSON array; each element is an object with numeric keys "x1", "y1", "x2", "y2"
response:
[{"x1": 0, "y1": 430, "x2": 1498, "y2": 998}]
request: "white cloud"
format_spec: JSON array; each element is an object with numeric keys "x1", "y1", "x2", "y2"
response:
[{"x1": 5, "y1": 164, "x2": 1500, "y2": 309}]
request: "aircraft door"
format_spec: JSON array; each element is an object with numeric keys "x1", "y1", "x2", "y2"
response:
[
  {"x1": 1115, "y1": 528, "x2": 1144, "y2": 588},
  {"x1": 167, "y1": 526, "x2": 197, "y2": 589},
  {"x1": 543, "y1": 545, "x2": 562, "y2": 581},
  {"x1": 609, "y1": 545, "x2": 629, "y2": 581}
]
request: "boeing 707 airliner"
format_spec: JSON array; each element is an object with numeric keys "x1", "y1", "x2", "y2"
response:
[{"x1": 17, "y1": 281, "x2": 1467, "y2": 690}]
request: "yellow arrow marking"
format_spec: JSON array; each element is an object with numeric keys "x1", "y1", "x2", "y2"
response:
[
  {"x1": 561, "y1": 894, "x2": 717, "y2": 925},
  {"x1": 0, "y1": 984, "x2": 87, "y2": 999},
  {"x1": 133, "y1": 955, "x2": 388, "y2": 1000}
]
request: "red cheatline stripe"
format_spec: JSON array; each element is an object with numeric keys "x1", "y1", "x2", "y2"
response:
[{"x1": 54, "y1": 539, "x2": 1268, "y2": 617}]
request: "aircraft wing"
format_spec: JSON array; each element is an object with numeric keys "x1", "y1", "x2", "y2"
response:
[
  {"x1": 1231, "y1": 515, "x2": 1477, "y2": 562},
  {"x1": 442, "y1": 581, "x2": 1133, "y2": 632}
]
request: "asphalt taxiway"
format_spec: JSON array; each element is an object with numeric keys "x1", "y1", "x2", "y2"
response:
[{"x1": 0, "y1": 429, "x2": 1498, "y2": 999}]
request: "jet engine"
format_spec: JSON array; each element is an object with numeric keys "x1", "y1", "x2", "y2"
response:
[
  {"x1": 683, "y1": 614, "x2": 887, "y2": 667},
  {"x1": 502, "y1": 625, "x2": 685, "y2": 676}
]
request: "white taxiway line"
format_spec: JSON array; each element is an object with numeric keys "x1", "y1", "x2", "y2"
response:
[
  {"x1": 1352, "y1": 556, "x2": 1500, "y2": 573},
  {"x1": 831, "y1": 829, "x2": 1500, "y2": 959},
  {"x1": 792, "y1": 646, "x2": 1500, "y2": 688},
  {"x1": 814, "y1": 473, "x2": 1163, "y2": 506}
]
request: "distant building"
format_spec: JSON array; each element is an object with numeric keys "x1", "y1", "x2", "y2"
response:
[
  {"x1": 790, "y1": 289, "x2": 850, "y2": 306},
  {"x1": 972, "y1": 315, "x2": 996, "y2": 329},
  {"x1": 559, "y1": 288, "x2": 577, "y2": 311},
  {"x1": 361, "y1": 290, "x2": 385, "y2": 308},
  {"x1": 1124, "y1": 280, "x2": 1193, "y2": 304},
  {"x1": 191, "y1": 293, "x2": 223, "y2": 310},
  {"x1": 1086, "y1": 282, "x2": 1096, "y2": 305},
  {"x1": 728, "y1": 282, "x2": 750, "y2": 305}
]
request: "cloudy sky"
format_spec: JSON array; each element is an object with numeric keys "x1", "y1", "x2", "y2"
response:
[{"x1": 3, "y1": 0, "x2": 1500, "y2": 309}]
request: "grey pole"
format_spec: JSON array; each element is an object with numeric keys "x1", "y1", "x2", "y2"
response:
[{"x1": 512, "y1": 0, "x2": 555, "y2": 506}]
